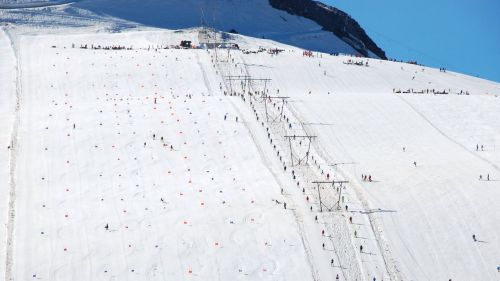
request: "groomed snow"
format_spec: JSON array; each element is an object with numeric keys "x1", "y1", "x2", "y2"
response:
[
  {"x1": 1, "y1": 27, "x2": 499, "y2": 281},
  {"x1": 6, "y1": 29, "x2": 352, "y2": 281},
  {"x1": 228, "y1": 45, "x2": 500, "y2": 280}
]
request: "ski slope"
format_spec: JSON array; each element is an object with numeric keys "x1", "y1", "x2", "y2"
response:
[
  {"x1": 6, "y1": 30, "x2": 323, "y2": 281},
  {"x1": 223, "y1": 43, "x2": 500, "y2": 280},
  {"x1": 1, "y1": 26, "x2": 499, "y2": 281}
]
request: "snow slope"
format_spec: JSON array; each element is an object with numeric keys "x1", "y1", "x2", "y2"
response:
[
  {"x1": 7, "y1": 29, "x2": 351, "y2": 281},
  {"x1": 226, "y1": 45, "x2": 500, "y2": 280},
  {"x1": 1, "y1": 25, "x2": 500, "y2": 281}
]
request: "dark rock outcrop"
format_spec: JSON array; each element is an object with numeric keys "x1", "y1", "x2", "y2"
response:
[{"x1": 269, "y1": 0, "x2": 386, "y2": 59}]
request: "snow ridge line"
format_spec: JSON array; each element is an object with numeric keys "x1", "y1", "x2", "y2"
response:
[
  {"x1": 0, "y1": 0, "x2": 80, "y2": 10},
  {"x1": 287, "y1": 103, "x2": 405, "y2": 281},
  {"x1": 4, "y1": 28, "x2": 21, "y2": 281}
]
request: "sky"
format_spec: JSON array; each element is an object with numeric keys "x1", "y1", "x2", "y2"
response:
[{"x1": 322, "y1": 0, "x2": 500, "y2": 83}]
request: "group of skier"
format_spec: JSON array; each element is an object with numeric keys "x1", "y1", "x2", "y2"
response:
[{"x1": 361, "y1": 174, "x2": 372, "y2": 182}]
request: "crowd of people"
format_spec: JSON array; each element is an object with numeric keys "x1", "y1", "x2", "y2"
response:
[
  {"x1": 342, "y1": 59, "x2": 369, "y2": 66},
  {"x1": 393, "y1": 88, "x2": 470, "y2": 95},
  {"x1": 74, "y1": 43, "x2": 132, "y2": 50}
]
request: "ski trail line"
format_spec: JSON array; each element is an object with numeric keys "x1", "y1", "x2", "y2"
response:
[
  {"x1": 4, "y1": 28, "x2": 21, "y2": 281},
  {"x1": 397, "y1": 95, "x2": 500, "y2": 173}
]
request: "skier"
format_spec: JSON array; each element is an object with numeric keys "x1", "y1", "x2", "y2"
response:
[
  {"x1": 336, "y1": 274, "x2": 339, "y2": 280},
  {"x1": 326, "y1": 173, "x2": 330, "y2": 180},
  {"x1": 153, "y1": 134, "x2": 155, "y2": 140},
  {"x1": 368, "y1": 175, "x2": 372, "y2": 182},
  {"x1": 481, "y1": 145, "x2": 484, "y2": 151},
  {"x1": 105, "y1": 224, "x2": 109, "y2": 231},
  {"x1": 487, "y1": 174, "x2": 490, "y2": 181},
  {"x1": 283, "y1": 202, "x2": 287, "y2": 209},
  {"x1": 354, "y1": 230, "x2": 357, "y2": 237},
  {"x1": 349, "y1": 217, "x2": 352, "y2": 224},
  {"x1": 360, "y1": 245, "x2": 363, "y2": 253},
  {"x1": 479, "y1": 175, "x2": 483, "y2": 181},
  {"x1": 413, "y1": 161, "x2": 417, "y2": 167},
  {"x1": 330, "y1": 258, "x2": 334, "y2": 267},
  {"x1": 476, "y1": 144, "x2": 479, "y2": 151},
  {"x1": 315, "y1": 215, "x2": 318, "y2": 222},
  {"x1": 224, "y1": 114, "x2": 227, "y2": 121},
  {"x1": 472, "y1": 234, "x2": 477, "y2": 242},
  {"x1": 322, "y1": 243, "x2": 325, "y2": 249},
  {"x1": 235, "y1": 116, "x2": 238, "y2": 122},
  {"x1": 345, "y1": 205, "x2": 349, "y2": 211},
  {"x1": 322, "y1": 229, "x2": 325, "y2": 236}
]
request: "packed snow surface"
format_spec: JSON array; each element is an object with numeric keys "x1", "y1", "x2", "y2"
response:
[{"x1": 0, "y1": 27, "x2": 499, "y2": 281}]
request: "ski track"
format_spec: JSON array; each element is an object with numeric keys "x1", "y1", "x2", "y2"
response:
[{"x1": 4, "y1": 28, "x2": 21, "y2": 281}]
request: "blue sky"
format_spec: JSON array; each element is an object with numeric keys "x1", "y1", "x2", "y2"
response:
[{"x1": 322, "y1": 0, "x2": 500, "y2": 83}]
